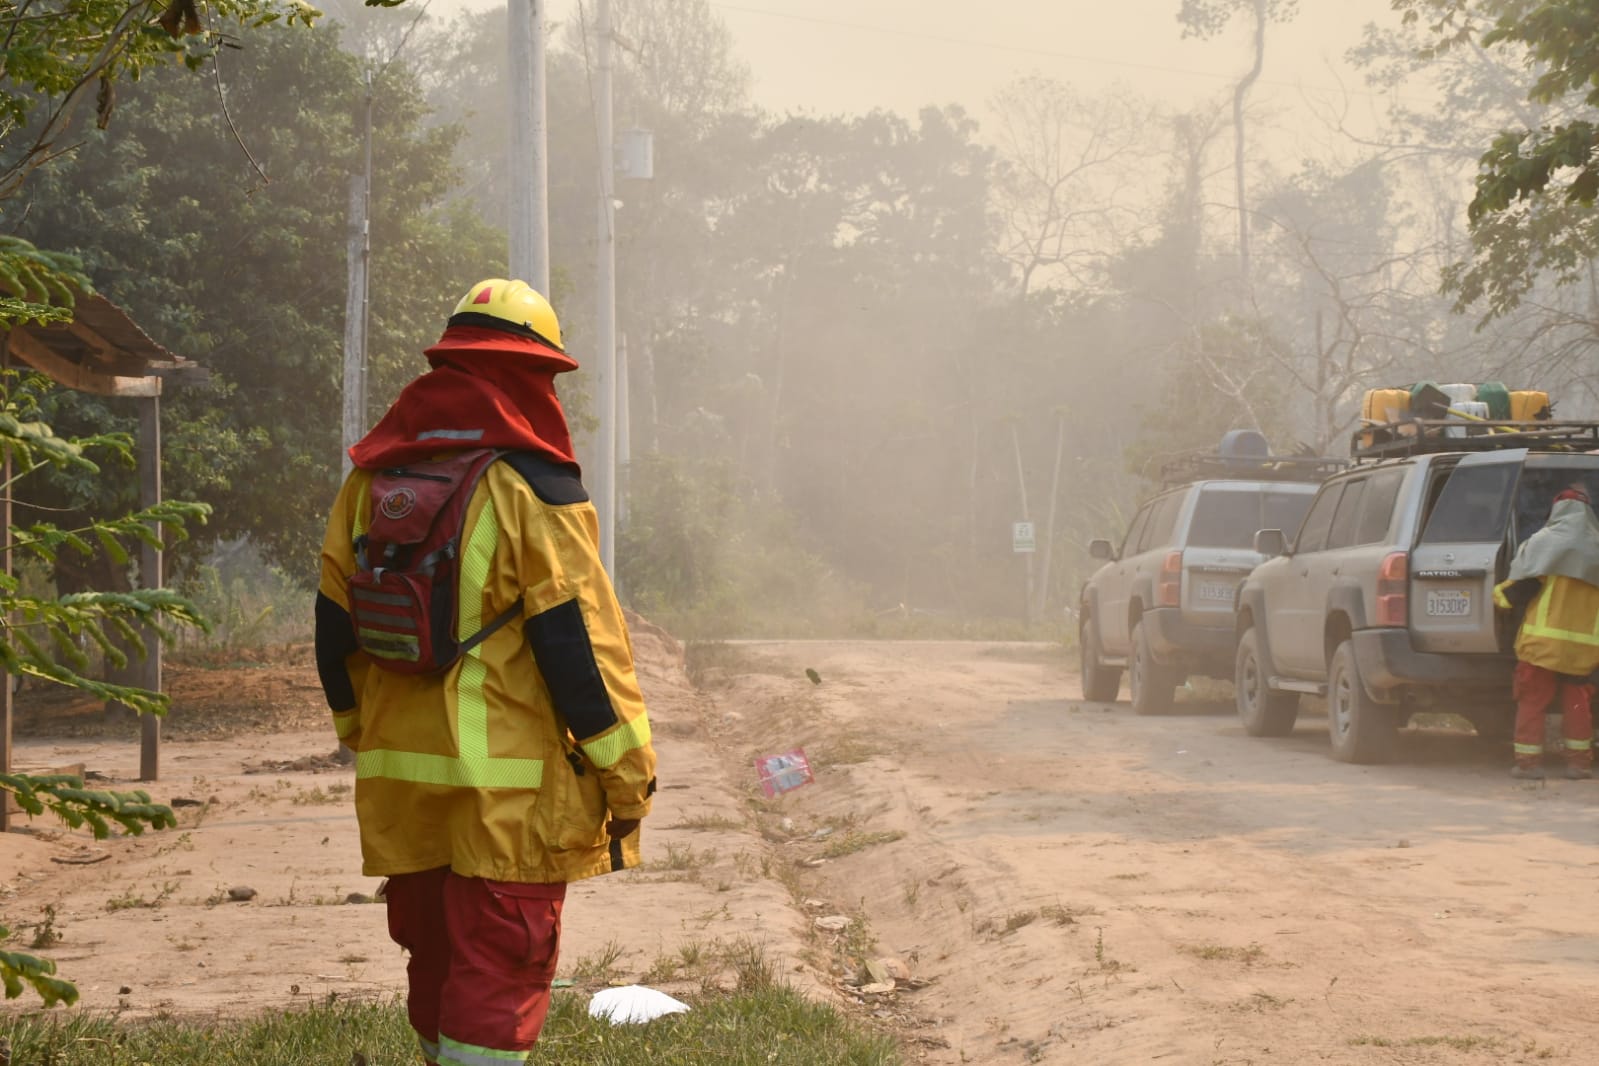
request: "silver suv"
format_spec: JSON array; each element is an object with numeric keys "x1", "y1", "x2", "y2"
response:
[
  {"x1": 1234, "y1": 427, "x2": 1599, "y2": 763},
  {"x1": 1079, "y1": 449, "x2": 1335, "y2": 714}
]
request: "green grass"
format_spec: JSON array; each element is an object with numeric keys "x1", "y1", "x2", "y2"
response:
[
  {"x1": 1181, "y1": 942, "x2": 1265, "y2": 964},
  {"x1": 1347, "y1": 1034, "x2": 1500, "y2": 1052},
  {"x1": 0, "y1": 982, "x2": 901, "y2": 1065},
  {"x1": 818, "y1": 830, "x2": 904, "y2": 859}
]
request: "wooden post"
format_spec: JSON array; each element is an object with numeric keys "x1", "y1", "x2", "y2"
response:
[
  {"x1": 1033, "y1": 411, "x2": 1067, "y2": 624},
  {"x1": 138, "y1": 393, "x2": 161, "y2": 782},
  {"x1": 1, "y1": 419, "x2": 12, "y2": 832},
  {"x1": 1010, "y1": 423, "x2": 1034, "y2": 625}
]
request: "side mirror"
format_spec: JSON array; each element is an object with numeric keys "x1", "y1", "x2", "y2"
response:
[
  {"x1": 1254, "y1": 529, "x2": 1288, "y2": 558},
  {"x1": 1089, "y1": 538, "x2": 1115, "y2": 561}
]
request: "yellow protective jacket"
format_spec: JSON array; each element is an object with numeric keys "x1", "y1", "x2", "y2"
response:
[
  {"x1": 1495, "y1": 574, "x2": 1599, "y2": 677},
  {"x1": 316, "y1": 454, "x2": 656, "y2": 884}
]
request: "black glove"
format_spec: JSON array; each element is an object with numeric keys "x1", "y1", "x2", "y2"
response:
[{"x1": 1501, "y1": 579, "x2": 1539, "y2": 612}]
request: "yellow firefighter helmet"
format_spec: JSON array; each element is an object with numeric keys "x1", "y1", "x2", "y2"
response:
[{"x1": 449, "y1": 278, "x2": 564, "y2": 352}]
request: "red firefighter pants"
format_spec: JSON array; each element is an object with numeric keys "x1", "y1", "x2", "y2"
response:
[
  {"x1": 1513, "y1": 661, "x2": 1594, "y2": 768},
  {"x1": 385, "y1": 867, "x2": 566, "y2": 1066}
]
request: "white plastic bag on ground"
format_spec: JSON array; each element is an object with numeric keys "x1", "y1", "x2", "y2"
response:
[{"x1": 587, "y1": 984, "x2": 691, "y2": 1025}]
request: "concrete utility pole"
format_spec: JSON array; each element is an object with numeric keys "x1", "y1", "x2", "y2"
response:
[
  {"x1": 508, "y1": 0, "x2": 551, "y2": 294},
  {"x1": 617, "y1": 330, "x2": 630, "y2": 527},
  {"x1": 593, "y1": 0, "x2": 618, "y2": 576},
  {"x1": 341, "y1": 76, "x2": 374, "y2": 478}
]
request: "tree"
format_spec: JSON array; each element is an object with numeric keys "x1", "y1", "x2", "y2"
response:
[
  {"x1": 989, "y1": 76, "x2": 1158, "y2": 297},
  {"x1": 10, "y1": 18, "x2": 495, "y2": 582},
  {"x1": 0, "y1": 0, "x2": 322, "y2": 200},
  {"x1": 1, "y1": 0, "x2": 415, "y2": 1007},
  {"x1": 1248, "y1": 161, "x2": 1441, "y2": 449},
  {"x1": 0, "y1": 1, "x2": 327, "y2": 329},
  {"x1": 0, "y1": 369, "x2": 204, "y2": 1006},
  {"x1": 1390, "y1": 0, "x2": 1599, "y2": 320},
  {"x1": 1177, "y1": 0, "x2": 1299, "y2": 289}
]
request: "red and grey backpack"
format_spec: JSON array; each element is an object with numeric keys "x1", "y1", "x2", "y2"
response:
[{"x1": 349, "y1": 449, "x2": 522, "y2": 674}]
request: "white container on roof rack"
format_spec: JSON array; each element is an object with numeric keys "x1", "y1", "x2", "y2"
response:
[
  {"x1": 1444, "y1": 400, "x2": 1490, "y2": 438},
  {"x1": 1440, "y1": 383, "x2": 1477, "y2": 404}
]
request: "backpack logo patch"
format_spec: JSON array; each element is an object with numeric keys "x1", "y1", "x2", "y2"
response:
[{"x1": 379, "y1": 486, "x2": 418, "y2": 521}]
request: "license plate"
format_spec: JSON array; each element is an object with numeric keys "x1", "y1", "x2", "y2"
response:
[
  {"x1": 1426, "y1": 589, "x2": 1473, "y2": 618},
  {"x1": 1197, "y1": 582, "x2": 1235, "y2": 604}
]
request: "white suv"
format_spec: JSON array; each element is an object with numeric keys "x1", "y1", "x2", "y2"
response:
[
  {"x1": 1079, "y1": 449, "x2": 1336, "y2": 715},
  {"x1": 1234, "y1": 425, "x2": 1599, "y2": 763}
]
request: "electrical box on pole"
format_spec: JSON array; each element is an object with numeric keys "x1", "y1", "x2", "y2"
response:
[{"x1": 617, "y1": 129, "x2": 654, "y2": 181}]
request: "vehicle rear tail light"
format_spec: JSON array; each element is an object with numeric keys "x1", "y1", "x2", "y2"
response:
[
  {"x1": 1158, "y1": 551, "x2": 1183, "y2": 608},
  {"x1": 1376, "y1": 551, "x2": 1408, "y2": 626}
]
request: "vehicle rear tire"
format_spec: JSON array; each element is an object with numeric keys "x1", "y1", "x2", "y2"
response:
[
  {"x1": 1079, "y1": 619, "x2": 1122, "y2": 703},
  {"x1": 1130, "y1": 621, "x2": 1178, "y2": 716},
  {"x1": 1327, "y1": 640, "x2": 1399, "y2": 764},
  {"x1": 1235, "y1": 627, "x2": 1299, "y2": 737}
]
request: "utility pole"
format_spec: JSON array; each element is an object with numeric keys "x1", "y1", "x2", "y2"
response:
[
  {"x1": 341, "y1": 74, "x2": 374, "y2": 478},
  {"x1": 593, "y1": 0, "x2": 618, "y2": 577},
  {"x1": 508, "y1": 0, "x2": 550, "y2": 293},
  {"x1": 1011, "y1": 424, "x2": 1035, "y2": 625},
  {"x1": 617, "y1": 330, "x2": 630, "y2": 526}
]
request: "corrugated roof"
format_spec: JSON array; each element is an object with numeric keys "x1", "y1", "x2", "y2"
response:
[{"x1": 4, "y1": 291, "x2": 207, "y2": 386}]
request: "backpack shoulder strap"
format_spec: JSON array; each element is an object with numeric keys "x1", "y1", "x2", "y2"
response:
[
  {"x1": 452, "y1": 452, "x2": 582, "y2": 658},
  {"x1": 455, "y1": 449, "x2": 524, "y2": 654},
  {"x1": 504, "y1": 451, "x2": 589, "y2": 505}
]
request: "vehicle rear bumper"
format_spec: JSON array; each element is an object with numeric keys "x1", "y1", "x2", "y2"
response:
[
  {"x1": 1143, "y1": 607, "x2": 1236, "y2": 667},
  {"x1": 1351, "y1": 628, "x2": 1513, "y2": 704}
]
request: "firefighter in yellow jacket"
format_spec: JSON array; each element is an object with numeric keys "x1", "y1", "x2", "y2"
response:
[
  {"x1": 1493, "y1": 486, "x2": 1599, "y2": 781},
  {"x1": 316, "y1": 279, "x2": 657, "y2": 1066}
]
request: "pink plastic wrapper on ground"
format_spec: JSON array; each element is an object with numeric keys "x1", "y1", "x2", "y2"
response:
[{"x1": 755, "y1": 748, "x2": 815, "y2": 797}]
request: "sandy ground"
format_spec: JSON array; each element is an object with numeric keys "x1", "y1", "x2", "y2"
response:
[
  {"x1": 7, "y1": 634, "x2": 1599, "y2": 1065},
  {"x1": 0, "y1": 619, "x2": 805, "y2": 1022}
]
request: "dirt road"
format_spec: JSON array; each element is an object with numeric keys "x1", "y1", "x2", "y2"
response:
[
  {"x1": 6, "y1": 635, "x2": 1599, "y2": 1065},
  {"x1": 695, "y1": 640, "x2": 1599, "y2": 1065}
]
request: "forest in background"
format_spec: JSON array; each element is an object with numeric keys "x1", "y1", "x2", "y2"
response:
[{"x1": 7, "y1": 0, "x2": 1599, "y2": 638}]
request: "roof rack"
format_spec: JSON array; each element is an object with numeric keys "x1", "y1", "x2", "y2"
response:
[
  {"x1": 1351, "y1": 419, "x2": 1599, "y2": 462},
  {"x1": 1156, "y1": 452, "x2": 1347, "y2": 487}
]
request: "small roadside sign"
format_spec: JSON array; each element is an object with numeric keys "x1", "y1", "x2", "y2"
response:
[{"x1": 1013, "y1": 521, "x2": 1036, "y2": 553}]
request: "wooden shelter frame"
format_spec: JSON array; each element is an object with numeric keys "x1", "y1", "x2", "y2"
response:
[{"x1": 0, "y1": 295, "x2": 207, "y2": 830}]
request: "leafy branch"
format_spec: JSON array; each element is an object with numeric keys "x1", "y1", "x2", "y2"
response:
[
  {"x1": 0, "y1": 772, "x2": 176, "y2": 1006},
  {"x1": 0, "y1": 772, "x2": 176, "y2": 838},
  {"x1": 0, "y1": 235, "x2": 92, "y2": 328},
  {"x1": 0, "y1": 368, "x2": 208, "y2": 1002},
  {"x1": 0, "y1": 774, "x2": 176, "y2": 1006},
  {"x1": 1395, "y1": 0, "x2": 1599, "y2": 319},
  {"x1": 0, "y1": 928, "x2": 78, "y2": 1008},
  {"x1": 0, "y1": 0, "x2": 324, "y2": 200}
]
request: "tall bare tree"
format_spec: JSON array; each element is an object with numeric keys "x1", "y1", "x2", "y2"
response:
[
  {"x1": 1177, "y1": 0, "x2": 1298, "y2": 293},
  {"x1": 989, "y1": 76, "x2": 1158, "y2": 297}
]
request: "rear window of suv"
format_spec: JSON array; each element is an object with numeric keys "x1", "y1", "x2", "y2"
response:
[
  {"x1": 1512, "y1": 457, "x2": 1599, "y2": 544},
  {"x1": 1419, "y1": 462, "x2": 1518, "y2": 544},
  {"x1": 1419, "y1": 456, "x2": 1599, "y2": 548},
  {"x1": 1185, "y1": 486, "x2": 1317, "y2": 549}
]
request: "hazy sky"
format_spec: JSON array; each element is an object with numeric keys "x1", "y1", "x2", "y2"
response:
[{"x1": 428, "y1": 0, "x2": 1405, "y2": 130}]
